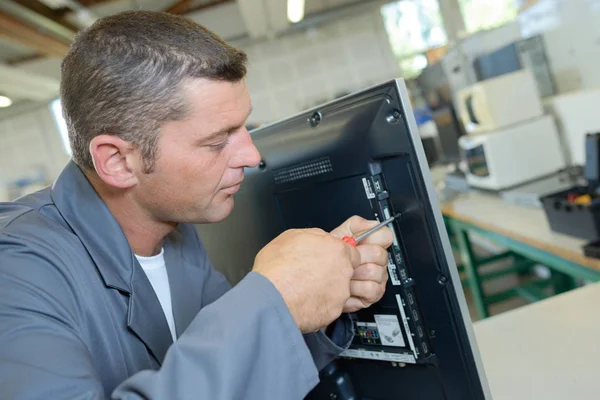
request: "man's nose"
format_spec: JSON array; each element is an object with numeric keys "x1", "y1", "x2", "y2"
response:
[{"x1": 233, "y1": 127, "x2": 261, "y2": 169}]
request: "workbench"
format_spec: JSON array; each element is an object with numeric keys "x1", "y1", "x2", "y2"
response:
[
  {"x1": 441, "y1": 192, "x2": 600, "y2": 319},
  {"x1": 474, "y1": 282, "x2": 600, "y2": 400}
]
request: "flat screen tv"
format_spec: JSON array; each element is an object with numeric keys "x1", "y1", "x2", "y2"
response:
[{"x1": 195, "y1": 79, "x2": 491, "y2": 400}]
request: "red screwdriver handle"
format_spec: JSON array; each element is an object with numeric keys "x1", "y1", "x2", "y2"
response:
[{"x1": 342, "y1": 236, "x2": 357, "y2": 247}]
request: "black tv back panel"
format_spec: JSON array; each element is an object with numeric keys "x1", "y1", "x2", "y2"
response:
[{"x1": 196, "y1": 80, "x2": 491, "y2": 400}]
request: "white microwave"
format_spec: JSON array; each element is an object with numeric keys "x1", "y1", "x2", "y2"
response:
[
  {"x1": 458, "y1": 115, "x2": 566, "y2": 191},
  {"x1": 544, "y1": 88, "x2": 600, "y2": 167},
  {"x1": 457, "y1": 69, "x2": 544, "y2": 135}
]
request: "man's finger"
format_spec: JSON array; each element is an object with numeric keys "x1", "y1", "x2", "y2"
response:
[
  {"x1": 342, "y1": 296, "x2": 368, "y2": 313},
  {"x1": 330, "y1": 215, "x2": 378, "y2": 239},
  {"x1": 350, "y1": 280, "x2": 386, "y2": 304},
  {"x1": 352, "y1": 263, "x2": 388, "y2": 283},
  {"x1": 331, "y1": 216, "x2": 394, "y2": 249},
  {"x1": 345, "y1": 243, "x2": 362, "y2": 269},
  {"x1": 359, "y1": 225, "x2": 394, "y2": 249},
  {"x1": 356, "y1": 244, "x2": 388, "y2": 267}
]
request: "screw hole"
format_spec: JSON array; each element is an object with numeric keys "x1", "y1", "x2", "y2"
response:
[{"x1": 309, "y1": 111, "x2": 322, "y2": 128}]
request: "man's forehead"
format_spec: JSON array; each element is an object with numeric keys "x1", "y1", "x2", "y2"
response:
[
  {"x1": 183, "y1": 78, "x2": 250, "y2": 115},
  {"x1": 179, "y1": 78, "x2": 251, "y2": 135}
]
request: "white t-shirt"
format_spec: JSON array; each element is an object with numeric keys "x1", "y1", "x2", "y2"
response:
[{"x1": 135, "y1": 248, "x2": 177, "y2": 341}]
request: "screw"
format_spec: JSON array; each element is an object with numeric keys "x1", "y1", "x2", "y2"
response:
[
  {"x1": 309, "y1": 111, "x2": 322, "y2": 127},
  {"x1": 386, "y1": 109, "x2": 402, "y2": 124},
  {"x1": 258, "y1": 160, "x2": 266, "y2": 170},
  {"x1": 438, "y1": 275, "x2": 448, "y2": 285}
]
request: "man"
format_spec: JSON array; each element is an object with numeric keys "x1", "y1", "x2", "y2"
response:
[{"x1": 0, "y1": 11, "x2": 391, "y2": 400}]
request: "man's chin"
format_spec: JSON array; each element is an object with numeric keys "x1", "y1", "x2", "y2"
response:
[{"x1": 193, "y1": 196, "x2": 235, "y2": 224}]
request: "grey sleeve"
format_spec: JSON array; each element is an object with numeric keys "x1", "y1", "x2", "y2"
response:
[
  {"x1": 304, "y1": 315, "x2": 354, "y2": 371},
  {"x1": 0, "y1": 231, "x2": 352, "y2": 400},
  {"x1": 0, "y1": 239, "x2": 106, "y2": 399},
  {"x1": 114, "y1": 272, "x2": 321, "y2": 399},
  {"x1": 0, "y1": 237, "x2": 320, "y2": 399},
  {"x1": 196, "y1": 242, "x2": 355, "y2": 372}
]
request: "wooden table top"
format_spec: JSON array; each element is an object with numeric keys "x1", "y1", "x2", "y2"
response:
[
  {"x1": 474, "y1": 282, "x2": 600, "y2": 399},
  {"x1": 440, "y1": 192, "x2": 600, "y2": 271}
]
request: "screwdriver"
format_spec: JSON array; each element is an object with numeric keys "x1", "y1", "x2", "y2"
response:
[{"x1": 342, "y1": 214, "x2": 400, "y2": 247}]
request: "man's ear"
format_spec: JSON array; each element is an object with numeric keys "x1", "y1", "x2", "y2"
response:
[{"x1": 89, "y1": 135, "x2": 140, "y2": 189}]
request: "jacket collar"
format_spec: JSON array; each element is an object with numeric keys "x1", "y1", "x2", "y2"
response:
[
  {"x1": 51, "y1": 161, "x2": 134, "y2": 293},
  {"x1": 51, "y1": 161, "x2": 174, "y2": 363}
]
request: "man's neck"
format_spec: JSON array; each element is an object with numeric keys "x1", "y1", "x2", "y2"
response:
[{"x1": 85, "y1": 172, "x2": 176, "y2": 257}]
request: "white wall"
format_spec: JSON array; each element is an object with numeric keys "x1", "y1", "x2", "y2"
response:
[
  {"x1": 0, "y1": 105, "x2": 70, "y2": 189},
  {"x1": 187, "y1": 2, "x2": 248, "y2": 41},
  {"x1": 18, "y1": 57, "x2": 62, "y2": 81},
  {"x1": 0, "y1": 4, "x2": 399, "y2": 195},
  {"x1": 241, "y1": 8, "x2": 400, "y2": 125},
  {"x1": 518, "y1": 0, "x2": 596, "y2": 37},
  {"x1": 519, "y1": 0, "x2": 600, "y2": 92}
]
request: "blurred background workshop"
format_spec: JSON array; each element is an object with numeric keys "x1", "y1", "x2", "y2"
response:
[{"x1": 2, "y1": 0, "x2": 600, "y2": 398}]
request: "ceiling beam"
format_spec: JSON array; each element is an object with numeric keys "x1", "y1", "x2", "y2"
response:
[
  {"x1": 11, "y1": 0, "x2": 80, "y2": 31},
  {"x1": 76, "y1": 0, "x2": 121, "y2": 6},
  {"x1": 6, "y1": 53, "x2": 46, "y2": 66},
  {"x1": 0, "y1": 1, "x2": 75, "y2": 43},
  {"x1": 164, "y1": 0, "x2": 195, "y2": 15},
  {"x1": 166, "y1": 0, "x2": 234, "y2": 15},
  {"x1": 0, "y1": 11, "x2": 70, "y2": 57}
]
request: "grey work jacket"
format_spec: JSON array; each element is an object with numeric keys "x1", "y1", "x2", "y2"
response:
[{"x1": 0, "y1": 161, "x2": 353, "y2": 399}]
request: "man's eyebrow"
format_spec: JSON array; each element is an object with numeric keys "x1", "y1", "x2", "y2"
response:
[{"x1": 200, "y1": 107, "x2": 253, "y2": 143}]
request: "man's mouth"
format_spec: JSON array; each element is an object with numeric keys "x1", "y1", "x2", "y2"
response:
[{"x1": 221, "y1": 179, "x2": 244, "y2": 194}]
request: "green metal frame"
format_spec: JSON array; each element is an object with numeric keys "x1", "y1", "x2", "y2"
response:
[{"x1": 444, "y1": 216, "x2": 600, "y2": 319}]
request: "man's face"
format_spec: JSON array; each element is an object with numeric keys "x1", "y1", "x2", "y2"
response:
[{"x1": 133, "y1": 78, "x2": 260, "y2": 224}]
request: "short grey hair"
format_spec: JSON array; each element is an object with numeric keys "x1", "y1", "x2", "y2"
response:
[{"x1": 60, "y1": 10, "x2": 248, "y2": 173}]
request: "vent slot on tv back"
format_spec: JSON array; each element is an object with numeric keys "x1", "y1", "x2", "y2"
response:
[{"x1": 273, "y1": 157, "x2": 333, "y2": 184}]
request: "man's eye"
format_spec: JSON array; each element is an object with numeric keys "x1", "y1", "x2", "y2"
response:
[{"x1": 209, "y1": 138, "x2": 229, "y2": 150}]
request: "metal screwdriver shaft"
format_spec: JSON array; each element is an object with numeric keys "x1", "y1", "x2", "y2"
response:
[{"x1": 342, "y1": 213, "x2": 400, "y2": 247}]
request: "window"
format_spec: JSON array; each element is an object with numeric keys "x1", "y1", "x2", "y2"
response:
[
  {"x1": 381, "y1": 0, "x2": 447, "y2": 78},
  {"x1": 399, "y1": 54, "x2": 429, "y2": 79},
  {"x1": 459, "y1": 0, "x2": 518, "y2": 33},
  {"x1": 50, "y1": 99, "x2": 71, "y2": 156}
]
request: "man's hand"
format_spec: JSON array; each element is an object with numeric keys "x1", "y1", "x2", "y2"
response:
[
  {"x1": 252, "y1": 228, "x2": 361, "y2": 333},
  {"x1": 331, "y1": 216, "x2": 394, "y2": 313},
  {"x1": 252, "y1": 215, "x2": 392, "y2": 334}
]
